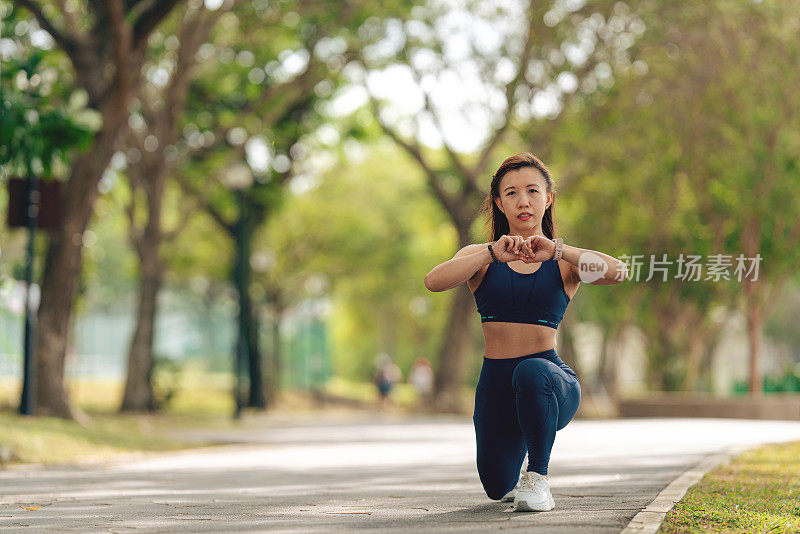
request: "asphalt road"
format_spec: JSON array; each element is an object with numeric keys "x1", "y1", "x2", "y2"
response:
[{"x1": 2, "y1": 415, "x2": 800, "y2": 533}]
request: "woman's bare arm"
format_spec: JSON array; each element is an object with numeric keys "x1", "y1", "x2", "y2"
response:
[
  {"x1": 424, "y1": 243, "x2": 492, "y2": 292},
  {"x1": 561, "y1": 244, "x2": 628, "y2": 284}
]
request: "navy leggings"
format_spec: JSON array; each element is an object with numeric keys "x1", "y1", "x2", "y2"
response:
[{"x1": 472, "y1": 348, "x2": 580, "y2": 500}]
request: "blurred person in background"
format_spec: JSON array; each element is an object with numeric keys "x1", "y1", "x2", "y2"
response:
[
  {"x1": 424, "y1": 152, "x2": 626, "y2": 512},
  {"x1": 373, "y1": 353, "x2": 402, "y2": 411},
  {"x1": 409, "y1": 357, "x2": 434, "y2": 411}
]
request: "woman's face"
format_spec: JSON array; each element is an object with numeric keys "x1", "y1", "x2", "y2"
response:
[{"x1": 494, "y1": 167, "x2": 552, "y2": 233}]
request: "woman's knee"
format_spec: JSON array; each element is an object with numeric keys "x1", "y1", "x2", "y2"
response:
[
  {"x1": 484, "y1": 484, "x2": 510, "y2": 501},
  {"x1": 478, "y1": 470, "x2": 515, "y2": 500},
  {"x1": 512, "y1": 358, "x2": 551, "y2": 391}
]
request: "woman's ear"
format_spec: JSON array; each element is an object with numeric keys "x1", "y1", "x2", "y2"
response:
[{"x1": 494, "y1": 197, "x2": 504, "y2": 214}]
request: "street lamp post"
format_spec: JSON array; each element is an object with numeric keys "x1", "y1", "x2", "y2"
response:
[
  {"x1": 7, "y1": 175, "x2": 60, "y2": 415},
  {"x1": 19, "y1": 173, "x2": 39, "y2": 415}
]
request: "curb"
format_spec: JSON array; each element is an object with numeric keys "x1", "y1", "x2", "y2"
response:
[{"x1": 620, "y1": 443, "x2": 753, "y2": 533}]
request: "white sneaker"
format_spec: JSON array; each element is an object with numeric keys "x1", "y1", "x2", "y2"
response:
[
  {"x1": 500, "y1": 470, "x2": 525, "y2": 502},
  {"x1": 513, "y1": 471, "x2": 555, "y2": 512}
]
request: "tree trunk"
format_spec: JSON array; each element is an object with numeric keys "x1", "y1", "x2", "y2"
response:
[
  {"x1": 264, "y1": 295, "x2": 283, "y2": 408},
  {"x1": 121, "y1": 258, "x2": 162, "y2": 411},
  {"x1": 245, "y1": 287, "x2": 264, "y2": 408},
  {"x1": 120, "y1": 164, "x2": 166, "y2": 412},
  {"x1": 557, "y1": 311, "x2": 580, "y2": 376},
  {"x1": 233, "y1": 205, "x2": 265, "y2": 408},
  {"x1": 599, "y1": 325, "x2": 620, "y2": 403},
  {"x1": 740, "y1": 213, "x2": 765, "y2": 397},
  {"x1": 34, "y1": 105, "x2": 128, "y2": 419},
  {"x1": 745, "y1": 286, "x2": 763, "y2": 397},
  {"x1": 684, "y1": 319, "x2": 705, "y2": 392},
  {"x1": 432, "y1": 283, "x2": 476, "y2": 413}
]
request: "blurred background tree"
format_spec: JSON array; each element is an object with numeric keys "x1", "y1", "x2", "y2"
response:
[{"x1": 2, "y1": 0, "x2": 799, "y2": 420}]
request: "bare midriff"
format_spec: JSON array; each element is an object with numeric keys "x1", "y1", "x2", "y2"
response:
[
  {"x1": 481, "y1": 322, "x2": 557, "y2": 359},
  {"x1": 468, "y1": 259, "x2": 569, "y2": 359}
]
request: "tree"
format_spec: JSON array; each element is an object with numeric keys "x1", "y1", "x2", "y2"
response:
[
  {"x1": 1, "y1": 4, "x2": 95, "y2": 415},
  {"x1": 120, "y1": 2, "x2": 231, "y2": 412},
  {"x1": 355, "y1": 0, "x2": 635, "y2": 411},
  {"x1": 550, "y1": 0, "x2": 800, "y2": 395},
  {"x1": 14, "y1": 0, "x2": 185, "y2": 419},
  {"x1": 260, "y1": 141, "x2": 457, "y2": 387},
  {"x1": 168, "y1": 0, "x2": 421, "y2": 408},
  {"x1": 649, "y1": 0, "x2": 800, "y2": 395}
]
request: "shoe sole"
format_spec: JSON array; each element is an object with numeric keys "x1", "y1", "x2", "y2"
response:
[{"x1": 514, "y1": 494, "x2": 555, "y2": 512}]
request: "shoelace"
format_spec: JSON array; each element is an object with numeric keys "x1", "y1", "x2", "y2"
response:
[{"x1": 520, "y1": 473, "x2": 548, "y2": 492}]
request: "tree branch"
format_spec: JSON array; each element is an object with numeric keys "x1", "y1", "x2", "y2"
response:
[
  {"x1": 126, "y1": 180, "x2": 145, "y2": 258},
  {"x1": 366, "y1": 92, "x2": 462, "y2": 221},
  {"x1": 53, "y1": 0, "x2": 82, "y2": 35},
  {"x1": 188, "y1": 58, "x2": 326, "y2": 161},
  {"x1": 16, "y1": 0, "x2": 81, "y2": 54},
  {"x1": 163, "y1": 193, "x2": 202, "y2": 243},
  {"x1": 104, "y1": 0, "x2": 133, "y2": 106},
  {"x1": 407, "y1": 65, "x2": 476, "y2": 189},
  {"x1": 473, "y1": 3, "x2": 538, "y2": 181},
  {"x1": 132, "y1": 0, "x2": 183, "y2": 52},
  {"x1": 173, "y1": 172, "x2": 234, "y2": 236}
]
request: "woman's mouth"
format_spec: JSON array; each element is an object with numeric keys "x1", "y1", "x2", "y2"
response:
[{"x1": 518, "y1": 213, "x2": 532, "y2": 221}]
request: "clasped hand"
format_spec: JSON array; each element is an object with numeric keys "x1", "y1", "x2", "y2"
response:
[{"x1": 493, "y1": 234, "x2": 555, "y2": 263}]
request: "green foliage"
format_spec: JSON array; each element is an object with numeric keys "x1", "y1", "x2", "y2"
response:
[
  {"x1": 152, "y1": 354, "x2": 185, "y2": 411},
  {"x1": 78, "y1": 180, "x2": 141, "y2": 311},
  {"x1": 261, "y1": 141, "x2": 455, "y2": 381},
  {"x1": 0, "y1": 407, "x2": 197, "y2": 465},
  {"x1": 170, "y1": 0, "x2": 425, "y2": 281},
  {"x1": 732, "y1": 361, "x2": 800, "y2": 395},
  {"x1": 0, "y1": 4, "x2": 95, "y2": 178},
  {"x1": 547, "y1": 0, "x2": 800, "y2": 390}
]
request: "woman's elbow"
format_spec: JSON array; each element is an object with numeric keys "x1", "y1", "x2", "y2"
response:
[
  {"x1": 424, "y1": 273, "x2": 439, "y2": 292},
  {"x1": 425, "y1": 270, "x2": 452, "y2": 292}
]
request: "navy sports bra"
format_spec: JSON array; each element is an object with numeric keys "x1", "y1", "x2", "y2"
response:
[{"x1": 472, "y1": 258, "x2": 570, "y2": 329}]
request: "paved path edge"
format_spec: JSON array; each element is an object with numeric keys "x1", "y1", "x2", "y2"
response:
[{"x1": 619, "y1": 443, "x2": 754, "y2": 534}]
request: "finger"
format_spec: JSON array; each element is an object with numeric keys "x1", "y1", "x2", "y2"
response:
[
  {"x1": 504, "y1": 235, "x2": 514, "y2": 253},
  {"x1": 497, "y1": 235, "x2": 508, "y2": 252},
  {"x1": 515, "y1": 235, "x2": 525, "y2": 254}
]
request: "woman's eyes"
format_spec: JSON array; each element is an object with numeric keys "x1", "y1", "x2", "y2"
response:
[{"x1": 506, "y1": 189, "x2": 538, "y2": 196}]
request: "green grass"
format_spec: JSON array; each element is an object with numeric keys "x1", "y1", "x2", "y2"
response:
[
  {"x1": 0, "y1": 368, "x2": 449, "y2": 466},
  {"x1": 0, "y1": 365, "x2": 238, "y2": 466},
  {"x1": 0, "y1": 364, "x2": 472, "y2": 467},
  {"x1": 0, "y1": 409, "x2": 208, "y2": 465},
  {"x1": 660, "y1": 440, "x2": 800, "y2": 533}
]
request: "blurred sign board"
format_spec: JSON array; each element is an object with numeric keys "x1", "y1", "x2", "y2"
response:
[{"x1": 6, "y1": 178, "x2": 61, "y2": 230}]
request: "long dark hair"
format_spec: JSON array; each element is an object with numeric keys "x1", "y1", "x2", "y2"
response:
[{"x1": 480, "y1": 152, "x2": 558, "y2": 242}]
